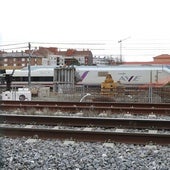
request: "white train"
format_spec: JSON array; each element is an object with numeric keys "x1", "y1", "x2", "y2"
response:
[
  {"x1": 5, "y1": 64, "x2": 170, "y2": 87},
  {"x1": 76, "y1": 65, "x2": 170, "y2": 86}
]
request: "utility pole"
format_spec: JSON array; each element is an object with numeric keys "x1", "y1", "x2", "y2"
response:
[
  {"x1": 118, "y1": 36, "x2": 131, "y2": 63},
  {"x1": 28, "y1": 42, "x2": 31, "y2": 87},
  {"x1": 118, "y1": 39, "x2": 123, "y2": 63}
]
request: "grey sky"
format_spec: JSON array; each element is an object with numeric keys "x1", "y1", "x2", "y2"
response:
[{"x1": 1, "y1": 0, "x2": 170, "y2": 61}]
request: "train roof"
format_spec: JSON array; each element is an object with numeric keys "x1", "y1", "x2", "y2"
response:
[
  {"x1": 6, "y1": 64, "x2": 170, "y2": 73},
  {"x1": 21, "y1": 65, "x2": 57, "y2": 71},
  {"x1": 75, "y1": 64, "x2": 170, "y2": 72}
]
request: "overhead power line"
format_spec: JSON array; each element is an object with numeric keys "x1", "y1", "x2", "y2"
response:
[
  {"x1": 123, "y1": 48, "x2": 170, "y2": 51},
  {"x1": 0, "y1": 46, "x2": 28, "y2": 51},
  {"x1": 0, "y1": 42, "x2": 27, "y2": 47},
  {"x1": 31, "y1": 42, "x2": 106, "y2": 45}
]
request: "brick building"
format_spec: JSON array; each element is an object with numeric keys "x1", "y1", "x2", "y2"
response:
[
  {"x1": 0, "y1": 47, "x2": 93, "y2": 69},
  {"x1": 153, "y1": 54, "x2": 170, "y2": 63},
  {"x1": 0, "y1": 51, "x2": 42, "y2": 69},
  {"x1": 38, "y1": 47, "x2": 93, "y2": 66}
]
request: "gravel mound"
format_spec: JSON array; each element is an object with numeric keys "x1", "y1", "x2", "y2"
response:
[{"x1": 0, "y1": 137, "x2": 170, "y2": 170}]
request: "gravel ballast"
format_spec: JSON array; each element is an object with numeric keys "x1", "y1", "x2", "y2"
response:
[{"x1": 0, "y1": 137, "x2": 170, "y2": 170}]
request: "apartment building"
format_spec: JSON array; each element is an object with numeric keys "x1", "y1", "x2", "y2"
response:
[
  {"x1": 0, "y1": 51, "x2": 41, "y2": 69},
  {"x1": 0, "y1": 47, "x2": 93, "y2": 69},
  {"x1": 40, "y1": 48, "x2": 93, "y2": 66}
]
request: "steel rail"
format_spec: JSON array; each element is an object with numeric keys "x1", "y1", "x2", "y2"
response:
[
  {"x1": 0, "y1": 103, "x2": 170, "y2": 114},
  {"x1": 0, "y1": 100, "x2": 169, "y2": 108},
  {"x1": 0, "y1": 114, "x2": 170, "y2": 129},
  {"x1": 0, "y1": 126, "x2": 170, "y2": 145}
]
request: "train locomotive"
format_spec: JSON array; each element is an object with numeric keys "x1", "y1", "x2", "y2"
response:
[{"x1": 75, "y1": 65, "x2": 170, "y2": 86}]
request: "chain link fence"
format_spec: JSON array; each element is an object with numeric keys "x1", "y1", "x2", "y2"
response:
[
  {"x1": 1, "y1": 84, "x2": 169, "y2": 103},
  {"x1": 51, "y1": 85, "x2": 170, "y2": 103}
]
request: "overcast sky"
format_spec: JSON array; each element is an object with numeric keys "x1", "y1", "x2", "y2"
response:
[{"x1": 1, "y1": 0, "x2": 170, "y2": 61}]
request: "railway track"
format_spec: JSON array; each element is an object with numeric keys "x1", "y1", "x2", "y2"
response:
[
  {"x1": 0, "y1": 101, "x2": 170, "y2": 114},
  {"x1": 0, "y1": 114, "x2": 170, "y2": 145},
  {"x1": 1, "y1": 114, "x2": 170, "y2": 129}
]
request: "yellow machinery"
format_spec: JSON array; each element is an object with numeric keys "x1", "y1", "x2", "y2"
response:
[{"x1": 101, "y1": 74, "x2": 123, "y2": 96}]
